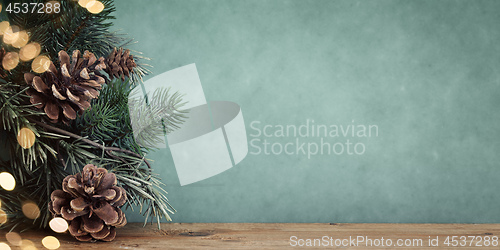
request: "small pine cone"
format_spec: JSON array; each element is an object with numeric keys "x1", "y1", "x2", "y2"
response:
[
  {"x1": 25, "y1": 50, "x2": 107, "y2": 123},
  {"x1": 105, "y1": 47, "x2": 137, "y2": 81},
  {"x1": 49, "y1": 164, "x2": 127, "y2": 242}
]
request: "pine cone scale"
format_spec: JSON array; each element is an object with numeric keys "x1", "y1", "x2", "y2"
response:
[
  {"x1": 91, "y1": 226, "x2": 110, "y2": 240},
  {"x1": 44, "y1": 102, "x2": 59, "y2": 120},
  {"x1": 94, "y1": 202, "x2": 119, "y2": 225},
  {"x1": 70, "y1": 197, "x2": 90, "y2": 212},
  {"x1": 61, "y1": 205, "x2": 88, "y2": 221},
  {"x1": 68, "y1": 218, "x2": 87, "y2": 237},
  {"x1": 83, "y1": 214, "x2": 104, "y2": 234},
  {"x1": 101, "y1": 227, "x2": 116, "y2": 242},
  {"x1": 75, "y1": 234, "x2": 93, "y2": 242}
]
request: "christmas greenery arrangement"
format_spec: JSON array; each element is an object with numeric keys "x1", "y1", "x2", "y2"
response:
[{"x1": 0, "y1": 0, "x2": 187, "y2": 242}]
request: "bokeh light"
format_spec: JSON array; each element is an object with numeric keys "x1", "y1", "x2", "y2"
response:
[
  {"x1": 21, "y1": 202, "x2": 40, "y2": 220},
  {"x1": 12, "y1": 30, "x2": 29, "y2": 48},
  {"x1": 0, "y1": 21, "x2": 9, "y2": 35},
  {"x1": 49, "y1": 217, "x2": 68, "y2": 233},
  {"x1": 31, "y1": 55, "x2": 51, "y2": 73},
  {"x1": 0, "y1": 209, "x2": 7, "y2": 224},
  {"x1": 86, "y1": 1, "x2": 104, "y2": 14},
  {"x1": 3, "y1": 25, "x2": 20, "y2": 45},
  {"x1": 78, "y1": 0, "x2": 91, "y2": 7},
  {"x1": 0, "y1": 172, "x2": 16, "y2": 191},
  {"x1": 0, "y1": 243, "x2": 10, "y2": 250},
  {"x1": 20, "y1": 240, "x2": 36, "y2": 250},
  {"x1": 17, "y1": 127, "x2": 36, "y2": 149},
  {"x1": 5, "y1": 232, "x2": 21, "y2": 247},
  {"x1": 2, "y1": 52, "x2": 19, "y2": 71},
  {"x1": 41, "y1": 237, "x2": 59, "y2": 250},
  {"x1": 19, "y1": 43, "x2": 41, "y2": 62}
]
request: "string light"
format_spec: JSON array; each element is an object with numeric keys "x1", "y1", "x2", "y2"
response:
[
  {"x1": 0, "y1": 172, "x2": 15, "y2": 191},
  {"x1": 21, "y1": 202, "x2": 40, "y2": 220},
  {"x1": 19, "y1": 42, "x2": 41, "y2": 62},
  {"x1": 2, "y1": 52, "x2": 19, "y2": 71},
  {"x1": 17, "y1": 127, "x2": 36, "y2": 149},
  {"x1": 31, "y1": 55, "x2": 51, "y2": 73},
  {"x1": 41, "y1": 237, "x2": 60, "y2": 250},
  {"x1": 12, "y1": 30, "x2": 29, "y2": 48},
  {"x1": 49, "y1": 217, "x2": 68, "y2": 233}
]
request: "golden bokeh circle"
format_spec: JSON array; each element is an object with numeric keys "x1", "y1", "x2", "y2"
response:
[
  {"x1": 0, "y1": 209, "x2": 7, "y2": 224},
  {"x1": 78, "y1": 0, "x2": 92, "y2": 7},
  {"x1": 49, "y1": 217, "x2": 68, "y2": 233},
  {"x1": 2, "y1": 52, "x2": 19, "y2": 71},
  {"x1": 19, "y1": 43, "x2": 41, "y2": 62},
  {"x1": 17, "y1": 127, "x2": 36, "y2": 149},
  {"x1": 12, "y1": 30, "x2": 29, "y2": 48},
  {"x1": 42, "y1": 236, "x2": 60, "y2": 250},
  {"x1": 5, "y1": 232, "x2": 21, "y2": 247},
  {"x1": 0, "y1": 172, "x2": 15, "y2": 191},
  {"x1": 31, "y1": 55, "x2": 51, "y2": 73},
  {"x1": 21, "y1": 202, "x2": 40, "y2": 220},
  {"x1": 3, "y1": 25, "x2": 20, "y2": 45},
  {"x1": 20, "y1": 239, "x2": 35, "y2": 250},
  {"x1": 0, "y1": 21, "x2": 9, "y2": 35},
  {"x1": 86, "y1": 1, "x2": 104, "y2": 14},
  {"x1": 0, "y1": 243, "x2": 10, "y2": 250}
]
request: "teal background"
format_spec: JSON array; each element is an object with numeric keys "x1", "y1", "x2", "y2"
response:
[{"x1": 114, "y1": 0, "x2": 500, "y2": 223}]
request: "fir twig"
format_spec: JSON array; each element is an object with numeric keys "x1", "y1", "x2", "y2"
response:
[
  {"x1": 30, "y1": 119, "x2": 151, "y2": 170},
  {"x1": 63, "y1": 14, "x2": 91, "y2": 52}
]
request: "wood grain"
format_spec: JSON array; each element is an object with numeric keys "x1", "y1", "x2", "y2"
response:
[{"x1": 2, "y1": 223, "x2": 500, "y2": 249}]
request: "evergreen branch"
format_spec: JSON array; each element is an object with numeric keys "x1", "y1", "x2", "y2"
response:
[
  {"x1": 129, "y1": 87, "x2": 189, "y2": 148},
  {"x1": 0, "y1": 0, "x2": 183, "y2": 231},
  {"x1": 63, "y1": 14, "x2": 91, "y2": 52},
  {"x1": 30, "y1": 119, "x2": 151, "y2": 170}
]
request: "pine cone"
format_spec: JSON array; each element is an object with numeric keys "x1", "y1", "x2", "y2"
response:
[
  {"x1": 49, "y1": 164, "x2": 127, "y2": 242},
  {"x1": 25, "y1": 50, "x2": 107, "y2": 123},
  {"x1": 105, "y1": 47, "x2": 137, "y2": 81}
]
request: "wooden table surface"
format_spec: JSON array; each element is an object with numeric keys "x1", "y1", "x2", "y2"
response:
[{"x1": 2, "y1": 223, "x2": 500, "y2": 249}]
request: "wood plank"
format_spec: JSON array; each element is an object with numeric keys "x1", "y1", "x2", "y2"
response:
[{"x1": 1, "y1": 223, "x2": 500, "y2": 249}]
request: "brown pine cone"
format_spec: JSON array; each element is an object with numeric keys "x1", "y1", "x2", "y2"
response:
[
  {"x1": 49, "y1": 164, "x2": 127, "y2": 242},
  {"x1": 105, "y1": 47, "x2": 137, "y2": 81},
  {"x1": 25, "y1": 50, "x2": 107, "y2": 123}
]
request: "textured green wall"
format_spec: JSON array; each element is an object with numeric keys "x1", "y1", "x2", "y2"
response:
[{"x1": 114, "y1": 0, "x2": 500, "y2": 223}]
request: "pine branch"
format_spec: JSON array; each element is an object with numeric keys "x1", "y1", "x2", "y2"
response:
[
  {"x1": 30, "y1": 119, "x2": 151, "y2": 170},
  {"x1": 0, "y1": 0, "x2": 183, "y2": 231},
  {"x1": 129, "y1": 87, "x2": 189, "y2": 148},
  {"x1": 63, "y1": 14, "x2": 91, "y2": 51}
]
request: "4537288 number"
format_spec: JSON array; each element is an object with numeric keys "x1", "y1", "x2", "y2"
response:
[
  {"x1": 443, "y1": 235, "x2": 498, "y2": 247},
  {"x1": 5, "y1": 2, "x2": 61, "y2": 14}
]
